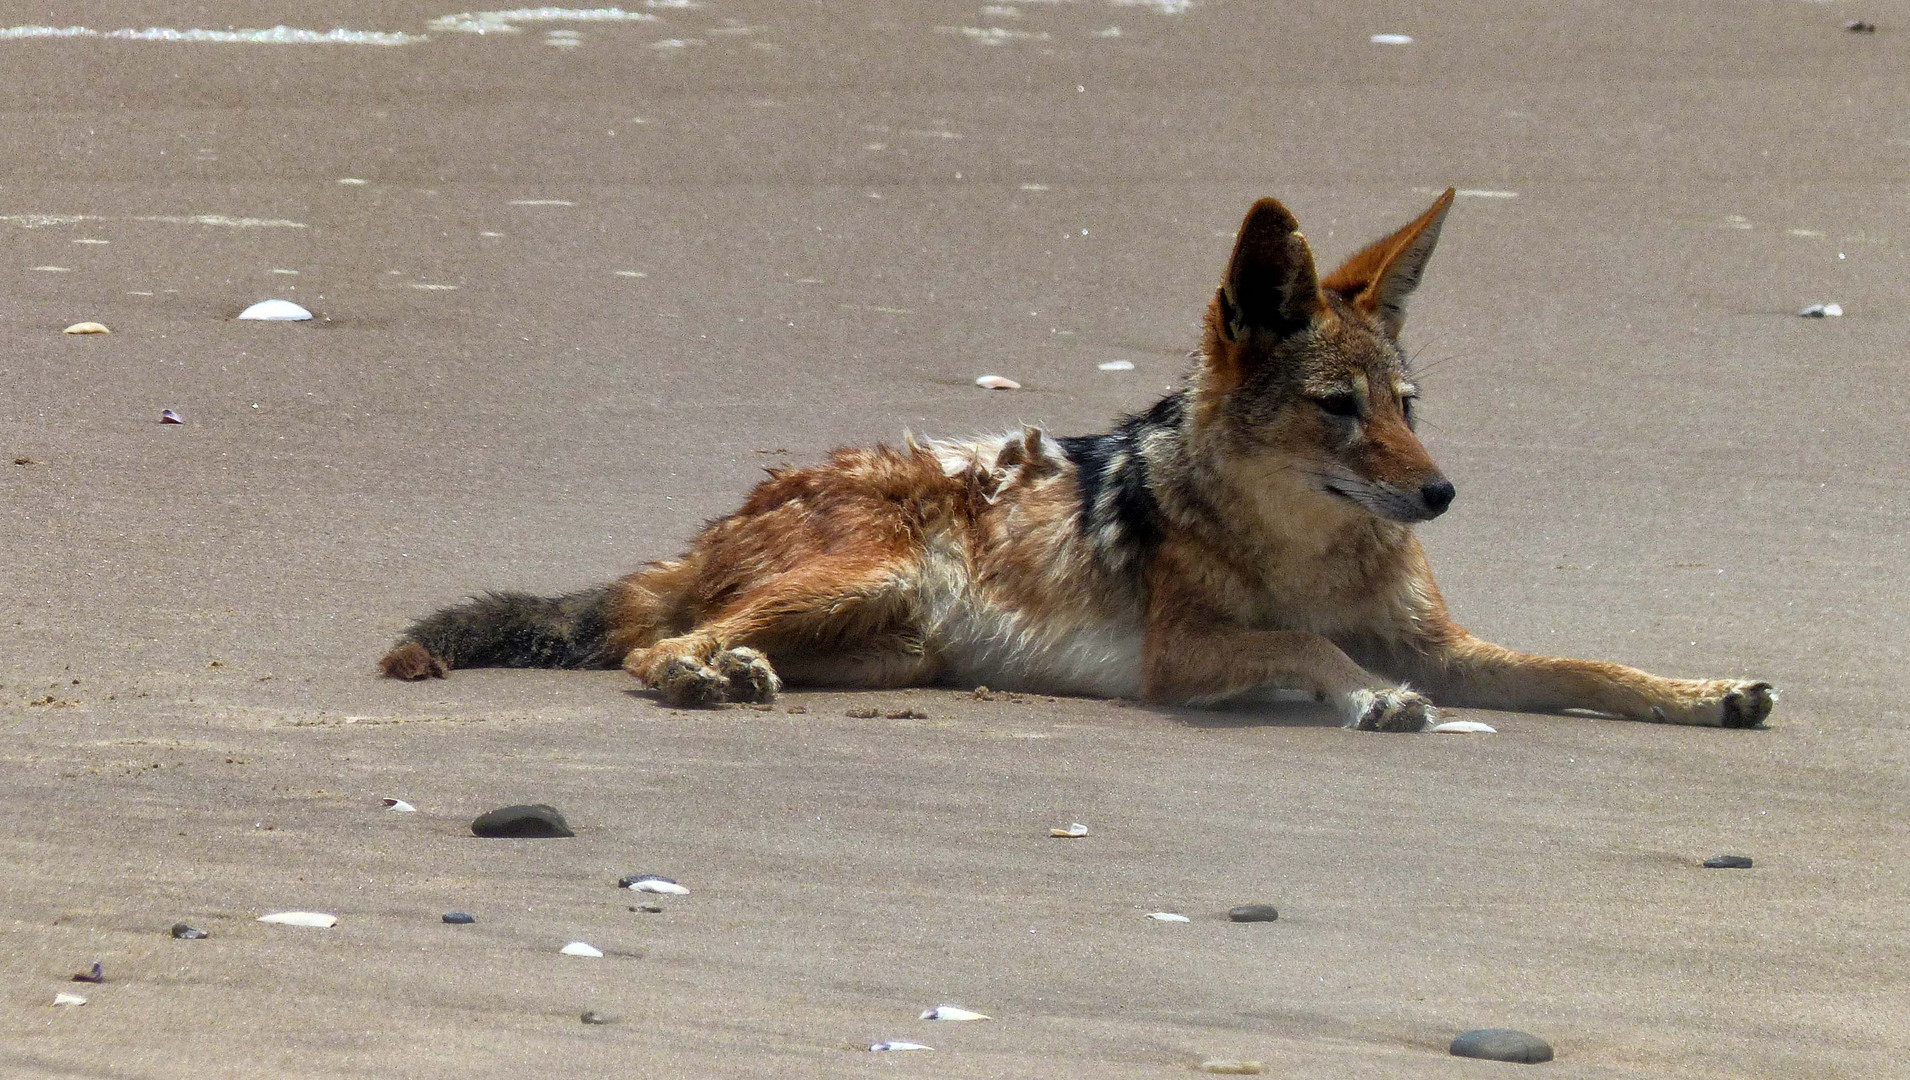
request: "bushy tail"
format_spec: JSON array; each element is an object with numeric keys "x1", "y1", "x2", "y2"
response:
[{"x1": 379, "y1": 587, "x2": 619, "y2": 680}]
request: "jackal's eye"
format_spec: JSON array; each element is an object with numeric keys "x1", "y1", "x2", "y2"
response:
[{"x1": 1314, "y1": 393, "x2": 1361, "y2": 419}]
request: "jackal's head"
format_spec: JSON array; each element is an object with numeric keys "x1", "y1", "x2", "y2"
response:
[{"x1": 1194, "y1": 190, "x2": 1457, "y2": 525}]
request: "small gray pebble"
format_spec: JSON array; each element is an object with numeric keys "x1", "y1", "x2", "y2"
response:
[
  {"x1": 1703, "y1": 855, "x2": 1754, "y2": 869},
  {"x1": 442, "y1": 911, "x2": 476, "y2": 924},
  {"x1": 580, "y1": 1010, "x2": 615, "y2": 1025},
  {"x1": 170, "y1": 922, "x2": 210, "y2": 940},
  {"x1": 471, "y1": 803, "x2": 574, "y2": 838},
  {"x1": 1228, "y1": 904, "x2": 1279, "y2": 923},
  {"x1": 1450, "y1": 1028, "x2": 1553, "y2": 1064}
]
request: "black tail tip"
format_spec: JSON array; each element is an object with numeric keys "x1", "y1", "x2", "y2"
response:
[{"x1": 380, "y1": 642, "x2": 448, "y2": 680}]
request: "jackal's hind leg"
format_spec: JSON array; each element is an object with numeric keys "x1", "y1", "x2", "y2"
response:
[
  {"x1": 628, "y1": 633, "x2": 728, "y2": 707},
  {"x1": 712, "y1": 646, "x2": 782, "y2": 704}
]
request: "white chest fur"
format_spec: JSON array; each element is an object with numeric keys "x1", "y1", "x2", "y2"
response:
[{"x1": 927, "y1": 598, "x2": 1145, "y2": 698}]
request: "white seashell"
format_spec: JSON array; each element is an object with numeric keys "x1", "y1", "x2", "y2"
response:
[
  {"x1": 1145, "y1": 912, "x2": 1191, "y2": 922},
  {"x1": 1370, "y1": 33, "x2": 1413, "y2": 44},
  {"x1": 63, "y1": 322, "x2": 110, "y2": 335},
  {"x1": 974, "y1": 375, "x2": 1021, "y2": 390},
  {"x1": 919, "y1": 1005, "x2": 991, "y2": 1021},
  {"x1": 1430, "y1": 720, "x2": 1497, "y2": 734},
  {"x1": 560, "y1": 941, "x2": 604, "y2": 957},
  {"x1": 1051, "y1": 822, "x2": 1089, "y2": 838},
  {"x1": 628, "y1": 877, "x2": 690, "y2": 895},
  {"x1": 382, "y1": 798, "x2": 417, "y2": 812},
  {"x1": 1198, "y1": 1061, "x2": 1264, "y2": 1075},
  {"x1": 159, "y1": 408, "x2": 185, "y2": 424},
  {"x1": 1096, "y1": 360, "x2": 1134, "y2": 371},
  {"x1": 257, "y1": 911, "x2": 337, "y2": 928},
  {"x1": 1799, "y1": 303, "x2": 1843, "y2": 318},
  {"x1": 870, "y1": 1041, "x2": 933, "y2": 1052},
  {"x1": 54, "y1": 992, "x2": 88, "y2": 1007},
  {"x1": 237, "y1": 299, "x2": 312, "y2": 321}
]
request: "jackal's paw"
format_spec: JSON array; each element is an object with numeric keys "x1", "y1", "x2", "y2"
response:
[
  {"x1": 379, "y1": 642, "x2": 447, "y2": 680},
  {"x1": 1653, "y1": 680, "x2": 1776, "y2": 728},
  {"x1": 712, "y1": 647, "x2": 781, "y2": 704},
  {"x1": 1345, "y1": 687, "x2": 1438, "y2": 732},
  {"x1": 655, "y1": 658, "x2": 729, "y2": 708}
]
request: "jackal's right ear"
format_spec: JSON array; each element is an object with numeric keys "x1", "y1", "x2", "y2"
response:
[
  {"x1": 1320, "y1": 188, "x2": 1454, "y2": 337},
  {"x1": 1216, "y1": 197, "x2": 1325, "y2": 344}
]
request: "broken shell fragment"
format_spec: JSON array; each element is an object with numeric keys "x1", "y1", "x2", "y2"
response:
[
  {"x1": 1051, "y1": 822, "x2": 1089, "y2": 838},
  {"x1": 919, "y1": 1005, "x2": 991, "y2": 1021},
  {"x1": 72, "y1": 961, "x2": 104, "y2": 983},
  {"x1": 237, "y1": 299, "x2": 313, "y2": 321},
  {"x1": 62, "y1": 321, "x2": 111, "y2": 335},
  {"x1": 870, "y1": 1041, "x2": 934, "y2": 1051},
  {"x1": 1799, "y1": 302, "x2": 1844, "y2": 318},
  {"x1": 159, "y1": 409, "x2": 185, "y2": 424},
  {"x1": 974, "y1": 375, "x2": 1021, "y2": 390},
  {"x1": 257, "y1": 911, "x2": 338, "y2": 928},
  {"x1": 1096, "y1": 360, "x2": 1134, "y2": 371},
  {"x1": 1145, "y1": 912, "x2": 1191, "y2": 923},
  {"x1": 560, "y1": 941, "x2": 604, "y2": 957},
  {"x1": 382, "y1": 798, "x2": 417, "y2": 812},
  {"x1": 1430, "y1": 720, "x2": 1497, "y2": 734},
  {"x1": 54, "y1": 992, "x2": 87, "y2": 1007},
  {"x1": 622, "y1": 874, "x2": 689, "y2": 895}
]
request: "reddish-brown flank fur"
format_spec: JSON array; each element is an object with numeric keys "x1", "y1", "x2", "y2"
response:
[{"x1": 381, "y1": 191, "x2": 1774, "y2": 732}]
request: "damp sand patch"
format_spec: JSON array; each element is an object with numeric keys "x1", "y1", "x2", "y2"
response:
[
  {"x1": 0, "y1": 25, "x2": 421, "y2": 45},
  {"x1": 427, "y1": 9, "x2": 665, "y2": 35},
  {"x1": 0, "y1": 214, "x2": 306, "y2": 229}
]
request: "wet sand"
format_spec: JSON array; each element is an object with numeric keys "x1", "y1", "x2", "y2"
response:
[{"x1": 4, "y1": 2, "x2": 1906, "y2": 1076}]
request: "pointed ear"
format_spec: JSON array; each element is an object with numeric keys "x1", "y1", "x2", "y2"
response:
[
  {"x1": 1319, "y1": 188, "x2": 1454, "y2": 336},
  {"x1": 1217, "y1": 197, "x2": 1325, "y2": 343}
]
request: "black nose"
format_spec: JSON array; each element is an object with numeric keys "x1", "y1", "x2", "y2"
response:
[{"x1": 1420, "y1": 478, "x2": 1456, "y2": 516}]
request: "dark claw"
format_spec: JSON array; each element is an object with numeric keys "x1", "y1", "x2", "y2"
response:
[{"x1": 1720, "y1": 682, "x2": 1774, "y2": 729}]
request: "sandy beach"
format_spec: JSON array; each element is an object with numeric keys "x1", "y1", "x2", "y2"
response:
[{"x1": 4, "y1": 2, "x2": 1906, "y2": 1076}]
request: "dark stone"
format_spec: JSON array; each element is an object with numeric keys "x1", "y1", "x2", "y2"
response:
[
  {"x1": 1228, "y1": 904, "x2": 1279, "y2": 923},
  {"x1": 618, "y1": 873, "x2": 678, "y2": 889},
  {"x1": 442, "y1": 911, "x2": 476, "y2": 924},
  {"x1": 1450, "y1": 1029, "x2": 1554, "y2": 1064},
  {"x1": 170, "y1": 923, "x2": 210, "y2": 939},
  {"x1": 580, "y1": 1010, "x2": 615, "y2": 1025},
  {"x1": 470, "y1": 804, "x2": 574, "y2": 838},
  {"x1": 1703, "y1": 855, "x2": 1754, "y2": 869},
  {"x1": 72, "y1": 962, "x2": 104, "y2": 983}
]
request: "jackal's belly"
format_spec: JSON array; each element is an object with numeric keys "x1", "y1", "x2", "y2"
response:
[{"x1": 926, "y1": 600, "x2": 1144, "y2": 698}]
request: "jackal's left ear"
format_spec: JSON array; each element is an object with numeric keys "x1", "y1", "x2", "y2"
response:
[
  {"x1": 1217, "y1": 197, "x2": 1325, "y2": 344},
  {"x1": 1320, "y1": 188, "x2": 1454, "y2": 337}
]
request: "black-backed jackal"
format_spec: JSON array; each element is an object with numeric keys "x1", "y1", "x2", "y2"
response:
[{"x1": 381, "y1": 191, "x2": 1775, "y2": 732}]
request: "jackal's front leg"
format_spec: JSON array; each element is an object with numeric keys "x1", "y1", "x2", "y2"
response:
[
  {"x1": 1144, "y1": 625, "x2": 1438, "y2": 732},
  {"x1": 1395, "y1": 633, "x2": 1774, "y2": 727}
]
